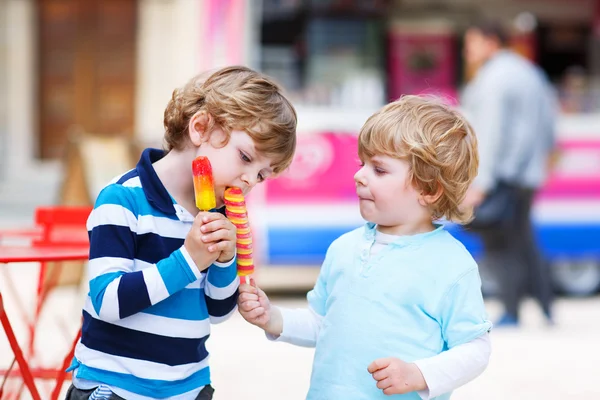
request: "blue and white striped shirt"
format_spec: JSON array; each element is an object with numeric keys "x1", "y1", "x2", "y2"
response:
[{"x1": 69, "y1": 148, "x2": 239, "y2": 399}]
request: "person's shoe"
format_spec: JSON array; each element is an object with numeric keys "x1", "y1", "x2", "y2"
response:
[{"x1": 495, "y1": 313, "x2": 518, "y2": 327}]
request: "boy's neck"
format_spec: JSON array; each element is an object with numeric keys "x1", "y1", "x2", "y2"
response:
[
  {"x1": 152, "y1": 148, "x2": 197, "y2": 215},
  {"x1": 376, "y1": 219, "x2": 435, "y2": 237}
]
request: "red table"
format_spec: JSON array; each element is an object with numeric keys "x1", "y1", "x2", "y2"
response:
[
  {"x1": 0, "y1": 245, "x2": 89, "y2": 400},
  {"x1": 0, "y1": 247, "x2": 90, "y2": 264}
]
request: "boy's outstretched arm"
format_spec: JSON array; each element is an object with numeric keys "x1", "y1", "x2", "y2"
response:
[
  {"x1": 87, "y1": 184, "x2": 217, "y2": 322},
  {"x1": 239, "y1": 243, "x2": 336, "y2": 347},
  {"x1": 238, "y1": 279, "x2": 326, "y2": 349}
]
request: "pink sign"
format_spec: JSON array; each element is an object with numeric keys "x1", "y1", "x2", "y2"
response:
[
  {"x1": 201, "y1": 0, "x2": 246, "y2": 70},
  {"x1": 595, "y1": 0, "x2": 600, "y2": 38},
  {"x1": 538, "y1": 140, "x2": 600, "y2": 199},
  {"x1": 266, "y1": 133, "x2": 359, "y2": 203},
  {"x1": 266, "y1": 134, "x2": 600, "y2": 204}
]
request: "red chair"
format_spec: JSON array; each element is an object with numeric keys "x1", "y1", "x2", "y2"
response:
[
  {"x1": 0, "y1": 206, "x2": 91, "y2": 399},
  {"x1": 1, "y1": 291, "x2": 42, "y2": 400},
  {"x1": 31, "y1": 206, "x2": 91, "y2": 347}
]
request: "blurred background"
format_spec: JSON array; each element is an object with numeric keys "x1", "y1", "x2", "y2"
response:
[{"x1": 1, "y1": 0, "x2": 600, "y2": 399}]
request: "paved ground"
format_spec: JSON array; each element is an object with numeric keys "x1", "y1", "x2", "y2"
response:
[{"x1": 1, "y1": 263, "x2": 599, "y2": 399}]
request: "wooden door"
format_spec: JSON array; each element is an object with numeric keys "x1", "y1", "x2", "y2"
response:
[{"x1": 38, "y1": 0, "x2": 136, "y2": 160}]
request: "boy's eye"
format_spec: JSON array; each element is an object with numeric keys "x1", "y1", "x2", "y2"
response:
[
  {"x1": 257, "y1": 173, "x2": 265, "y2": 183},
  {"x1": 358, "y1": 160, "x2": 365, "y2": 167},
  {"x1": 374, "y1": 167, "x2": 386, "y2": 175},
  {"x1": 239, "y1": 151, "x2": 251, "y2": 163}
]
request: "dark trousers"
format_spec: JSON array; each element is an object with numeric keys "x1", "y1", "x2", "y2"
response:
[
  {"x1": 477, "y1": 186, "x2": 553, "y2": 320},
  {"x1": 65, "y1": 384, "x2": 214, "y2": 400}
]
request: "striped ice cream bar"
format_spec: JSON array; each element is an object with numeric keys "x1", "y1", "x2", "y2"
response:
[{"x1": 223, "y1": 187, "x2": 254, "y2": 277}]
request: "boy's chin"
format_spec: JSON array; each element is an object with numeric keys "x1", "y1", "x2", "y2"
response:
[{"x1": 358, "y1": 208, "x2": 374, "y2": 223}]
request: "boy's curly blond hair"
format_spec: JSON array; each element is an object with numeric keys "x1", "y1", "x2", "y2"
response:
[
  {"x1": 358, "y1": 95, "x2": 479, "y2": 224},
  {"x1": 163, "y1": 66, "x2": 297, "y2": 174}
]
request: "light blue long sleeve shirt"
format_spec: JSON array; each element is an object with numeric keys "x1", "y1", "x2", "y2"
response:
[
  {"x1": 462, "y1": 50, "x2": 557, "y2": 191},
  {"x1": 305, "y1": 223, "x2": 492, "y2": 399}
]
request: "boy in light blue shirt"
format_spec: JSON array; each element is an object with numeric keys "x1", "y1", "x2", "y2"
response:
[{"x1": 239, "y1": 95, "x2": 492, "y2": 399}]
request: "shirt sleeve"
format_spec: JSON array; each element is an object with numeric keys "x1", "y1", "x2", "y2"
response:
[
  {"x1": 414, "y1": 334, "x2": 491, "y2": 399},
  {"x1": 267, "y1": 306, "x2": 323, "y2": 348},
  {"x1": 439, "y1": 268, "x2": 492, "y2": 349},
  {"x1": 470, "y1": 77, "x2": 508, "y2": 192},
  {"x1": 266, "y1": 243, "x2": 336, "y2": 347},
  {"x1": 87, "y1": 184, "x2": 202, "y2": 322},
  {"x1": 202, "y1": 255, "x2": 240, "y2": 324}
]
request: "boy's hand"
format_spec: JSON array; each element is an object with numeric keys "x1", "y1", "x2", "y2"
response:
[
  {"x1": 238, "y1": 279, "x2": 283, "y2": 336},
  {"x1": 367, "y1": 357, "x2": 427, "y2": 395},
  {"x1": 184, "y1": 212, "x2": 219, "y2": 272},
  {"x1": 198, "y1": 212, "x2": 237, "y2": 263}
]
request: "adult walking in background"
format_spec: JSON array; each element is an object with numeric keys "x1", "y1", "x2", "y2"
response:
[{"x1": 461, "y1": 20, "x2": 557, "y2": 327}]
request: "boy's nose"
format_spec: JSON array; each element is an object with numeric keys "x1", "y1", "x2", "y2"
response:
[
  {"x1": 240, "y1": 173, "x2": 256, "y2": 191},
  {"x1": 354, "y1": 169, "x2": 366, "y2": 186}
]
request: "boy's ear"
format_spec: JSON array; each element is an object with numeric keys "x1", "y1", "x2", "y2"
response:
[
  {"x1": 419, "y1": 184, "x2": 443, "y2": 207},
  {"x1": 188, "y1": 111, "x2": 211, "y2": 146}
]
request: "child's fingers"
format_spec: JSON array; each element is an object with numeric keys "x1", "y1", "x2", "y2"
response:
[
  {"x1": 238, "y1": 283, "x2": 258, "y2": 294},
  {"x1": 239, "y1": 300, "x2": 261, "y2": 311},
  {"x1": 242, "y1": 306, "x2": 265, "y2": 320},
  {"x1": 200, "y1": 218, "x2": 232, "y2": 234},
  {"x1": 371, "y1": 369, "x2": 388, "y2": 381},
  {"x1": 248, "y1": 278, "x2": 267, "y2": 298},
  {"x1": 200, "y1": 212, "x2": 226, "y2": 224},
  {"x1": 367, "y1": 358, "x2": 390, "y2": 373},
  {"x1": 193, "y1": 212, "x2": 212, "y2": 227},
  {"x1": 207, "y1": 240, "x2": 234, "y2": 253},
  {"x1": 201, "y1": 229, "x2": 232, "y2": 243},
  {"x1": 248, "y1": 279, "x2": 264, "y2": 293},
  {"x1": 238, "y1": 299, "x2": 258, "y2": 311},
  {"x1": 238, "y1": 292, "x2": 259, "y2": 303},
  {"x1": 376, "y1": 377, "x2": 393, "y2": 391}
]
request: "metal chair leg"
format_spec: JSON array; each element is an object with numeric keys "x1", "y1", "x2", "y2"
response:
[{"x1": 0, "y1": 293, "x2": 42, "y2": 400}]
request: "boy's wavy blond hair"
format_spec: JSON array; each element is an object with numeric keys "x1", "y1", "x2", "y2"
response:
[
  {"x1": 163, "y1": 66, "x2": 297, "y2": 174},
  {"x1": 358, "y1": 95, "x2": 479, "y2": 224}
]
